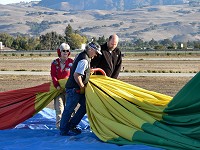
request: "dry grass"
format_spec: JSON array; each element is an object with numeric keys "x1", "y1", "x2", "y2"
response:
[
  {"x1": 0, "y1": 75, "x2": 191, "y2": 96},
  {"x1": 1, "y1": 54, "x2": 199, "y2": 73},
  {"x1": 0, "y1": 55, "x2": 196, "y2": 109},
  {"x1": 0, "y1": 75, "x2": 192, "y2": 109},
  {"x1": 0, "y1": 75, "x2": 51, "y2": 91},
  {"x1": 122, "y1": 59, "x2": 200, "y2": 73}
]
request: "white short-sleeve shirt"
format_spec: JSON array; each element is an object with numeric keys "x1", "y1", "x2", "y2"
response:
[{"x1": 75, "y1": 59, "x2": 88, "y2": 75}]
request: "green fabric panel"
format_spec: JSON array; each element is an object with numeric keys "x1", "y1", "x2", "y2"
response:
[
  {"x1": 161, "y1": 114, "x2": 200, "y2": 140},
  {"x1": 86, "y1": 74, "x2": 200, "y2": 149},
  {"x1": 107, "y1": 122, "x2": 200, "y2": 149},
  {"x1": 142, "y1": 123, "x2": 200, "y2": 149},
  {"x1": 162, "y1": 113, "x2": 200, "y2": 125},
  {"x1": 107, "y1": 136, "x2": 142, "y2": 145},
  {"x1": 132, "y1": 131, "x2": 194, "y2": 150},
  {"x1": 107, "y1": 137, "x2": 162, "y2": 150},
  {"x1": 137, "y1": 123, "x2": 200, "y2": 150},
  {"x1": 165, "y1": 72, "x2": 200, "y2": 114},
  {"x1": 160, "y1": 123, "x2": 200, "y2": 140},
  {"x1": 161, "y1": 72, "x2": 200, "y2": 141}
]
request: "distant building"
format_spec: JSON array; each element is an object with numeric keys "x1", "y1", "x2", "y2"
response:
[
  {"x1": 0, "y1": 42, "x2": 2, "y2": 50},
  {"x1": 181, "y1": 43, "x2": 184, "y2": 49},
  {"x1": 81, "y1": 44, "x2": 86, "y2": 50}
]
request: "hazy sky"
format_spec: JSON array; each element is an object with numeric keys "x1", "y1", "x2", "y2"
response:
[{"x1": 0, "y1": 0, "x2": 40, "y2": 5}]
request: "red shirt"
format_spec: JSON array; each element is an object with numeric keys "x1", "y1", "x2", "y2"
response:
[{"x1": 51, "y1": 58, "x2": 73, "y2": 88}]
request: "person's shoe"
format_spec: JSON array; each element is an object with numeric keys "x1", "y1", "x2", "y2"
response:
[
  {"x1": 60, "y1": 132, "x2": 69, "y2": 136},
  {"x1": 69, "y1": 126, "x2": 82, "y2": 135}
]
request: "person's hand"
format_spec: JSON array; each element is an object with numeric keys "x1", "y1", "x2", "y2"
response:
[
  {"x1": 56, "y1": 86, "x2": 61, "y2": 90},
  {"x1": 90, "y1": 69, "x2": 95, "y2": 75},
  {"x1": 80, "y1": 87, "x2": 85, "y2": 94}
]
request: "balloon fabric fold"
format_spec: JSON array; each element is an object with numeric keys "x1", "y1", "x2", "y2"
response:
[
  {"x1": 0, "y1": 79, "x2": 67, "y2": 129},
  {"x1": 86, "y1": 73, "x2": 200, "y2": 150},
  {"x1": 1, "y1": 72, "x2": 200, "y2": 150}
]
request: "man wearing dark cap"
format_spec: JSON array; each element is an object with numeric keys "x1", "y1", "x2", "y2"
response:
[{"x1": 60, "y1": 41, "x2": 101, "y2": 136}]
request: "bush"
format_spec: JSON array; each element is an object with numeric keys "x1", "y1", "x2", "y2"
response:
[
  {"x1": 1, "y1": 68, "x2": 7, "y2": 71},
  {"x1": 14, "y1": 69, "x2": 26, "y2": 71},
  {"x1": 124, "y1": 70, "x2": 129, "y2": 72}
]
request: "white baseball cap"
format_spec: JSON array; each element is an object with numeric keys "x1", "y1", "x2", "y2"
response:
[
  {"x1": 88, "y1": 42, "x2": 102, "y2": 55},
  {"x1": 59, "y1": 43, "x2": 70, "y2": 51}
]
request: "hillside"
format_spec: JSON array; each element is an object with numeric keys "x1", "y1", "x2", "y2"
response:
[
  {"x1": 37, "y1": 0, "x2": 187, "y2": 11},
  {"x1": 0, "y1": 3, "x2": 200, "y2": 42}
]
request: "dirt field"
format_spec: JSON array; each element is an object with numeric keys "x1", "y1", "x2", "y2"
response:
[
  {"x1": 0, "y1": 54, "x2": 199, "y2": 73},
  {"x1": 0, "y1": 75, "x2": 192, "y2": 109},
  {"x1": 0, "y1": 54, "x2": 197, "y2": 109}
]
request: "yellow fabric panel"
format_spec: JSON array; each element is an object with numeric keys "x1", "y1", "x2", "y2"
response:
[
  {"x1": 86, "y1": 83, "x2": 137, "y2": 141},
  {"x1": 90, "y1": 75, "x2": 171, "y2": 103},
  {"x1": 34, "y1": 79, "x2": 67, "y2": 114},
  {"x1": 88, "y1": 82, "x2": 155, "y2": 125},
  {"x1": 86, "y1": 75, "x2": 173, "y2": 142},
  {"x1": 89, "y1": 76, "x2": 171, "y2": 105},
  {"x1": 89, "y1": 75, "x2": 171, "y2": 121}
]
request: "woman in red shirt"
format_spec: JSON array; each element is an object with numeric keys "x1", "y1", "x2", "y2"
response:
[{"x1": 51, "y1": 43, "x2": 73, "y2": 129}]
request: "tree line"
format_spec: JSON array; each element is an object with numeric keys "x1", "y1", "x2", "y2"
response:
[{"x1": 0, "y1": 24, "x2": 200, "y2": 51}]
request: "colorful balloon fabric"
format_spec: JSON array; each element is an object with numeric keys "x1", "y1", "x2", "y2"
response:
[
  {"x1": 86, "y1": 73, "x2": 200, "y2": 150},
  {"x1": 1, "y1": 72, "x2": 200, "y2": 150}
]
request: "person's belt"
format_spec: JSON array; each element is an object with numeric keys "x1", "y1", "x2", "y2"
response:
[{"x1": 75, "y1": 89, "x2": 81, "y2": 93}]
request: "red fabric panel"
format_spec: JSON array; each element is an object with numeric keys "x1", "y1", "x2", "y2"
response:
[{"x1": 0, "y1": 82, "x2": 50, "y2": 129}]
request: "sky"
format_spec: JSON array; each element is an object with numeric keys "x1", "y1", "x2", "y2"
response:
[{"x1": 0, "y1": 0, "x2": 40, "y2": 5}]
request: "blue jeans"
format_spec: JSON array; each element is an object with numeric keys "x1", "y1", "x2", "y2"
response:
[{"x1": 60, "y1": 88, "x2": 86, "y2": 135}]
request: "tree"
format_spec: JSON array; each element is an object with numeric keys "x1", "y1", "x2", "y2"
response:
[
  {"x1": 134, "y1": 39, "x2": 144, "y2": 49},
  {"x1": 12, "y1": 35, "x2": 28, "y2": 50},
  {"x1": 27, "y1": 37, "x2": 40, "y2": 50},
  {"x1": 160, "y1": 39, "x2": 174, "y2": 47},
  {"x1": 69, "y1": 33, "x2": 87, "y2": 50},
  {"x1": 97, "y1": 36, "x2": 106, "y2": 45},
  {"x1": 40, "y1": 32, "x2": 65, "y2": 50},
  {"x1": 193, "y1": 41, "x2": 200, "y2": 49},
  {"x1": 65, "y1": 24, "x2": 73, "y2": 44},
  {"x1": 64, "y1": 24, "x2": 87, "y2": 49},
  {"x1": 0, "y1": 33, "x2": 14, "y2": 48},
  {"x1": 154, "y1": 45, "x2": 165, "y2": 50},
  {"x1": 149, "y1": 38, "x2": 158, "y2": 47}
]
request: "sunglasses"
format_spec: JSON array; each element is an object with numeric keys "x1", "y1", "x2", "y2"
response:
[{"x1": 62, "y1": 50, "x2": 70, "y2": 52}]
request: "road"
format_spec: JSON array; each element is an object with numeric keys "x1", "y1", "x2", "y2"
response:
[
  {"x1": 0, "y1": 71, "x2": 196, "y2": 77},
  {"x1": 2, "y1": 57, "x2": 200, "y2": 61}
]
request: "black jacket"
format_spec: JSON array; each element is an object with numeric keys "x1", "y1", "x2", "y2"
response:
[{"x1": 91, "y1": 42, "x2": 122, "y2": 79}]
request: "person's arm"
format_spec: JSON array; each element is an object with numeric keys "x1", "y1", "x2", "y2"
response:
[
  {"x1": 74, "y1": 72, "x2": 85, "y2": 89},
  {"x1": 50, "y1": 61, "x2": 60, "y2": 89},
  {"x1": 74, "y1": 59, "x2": 88, "y2": 93},
  {"x1": 111, "y1": 51, "x2": 122, "y2": 79}
]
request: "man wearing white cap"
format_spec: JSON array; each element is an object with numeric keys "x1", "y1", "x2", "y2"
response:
[
  {"x1": 60, "y1": 41, "x2": 101, "y2": 136},
  {"x1": 50, "y1": 43, "x2": 73, "y2": 129}
]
